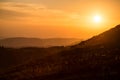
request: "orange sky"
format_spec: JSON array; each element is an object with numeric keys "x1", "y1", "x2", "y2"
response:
[{"x1": 0, "y1": 0, "x2": 120, "y2": 39}]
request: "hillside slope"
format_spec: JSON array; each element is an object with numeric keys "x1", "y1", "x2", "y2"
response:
[{"x1": 77, "y1": 24, "x2": 120, "y2": 47}]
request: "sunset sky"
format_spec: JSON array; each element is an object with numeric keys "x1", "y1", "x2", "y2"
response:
[{"x1": 0, "y1": 0, "x2": 120, "y2": 39}]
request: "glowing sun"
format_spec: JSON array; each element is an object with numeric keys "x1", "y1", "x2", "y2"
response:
[{"x1": 93, "y1": 15, "x2": 102, "y2": 23}]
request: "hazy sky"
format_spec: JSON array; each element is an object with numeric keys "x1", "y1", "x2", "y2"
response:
[{"x1": 0, "y1": 0, "x2": 120, "y2": 39}]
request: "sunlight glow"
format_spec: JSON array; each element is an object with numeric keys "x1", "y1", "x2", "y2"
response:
[{"x1": 93, "y1": 15, "x2": 102, "y2": 23}]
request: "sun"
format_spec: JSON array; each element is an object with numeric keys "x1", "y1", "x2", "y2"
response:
[{"x1": 93, "y1": 15, "x2": 102, "y2": 23}]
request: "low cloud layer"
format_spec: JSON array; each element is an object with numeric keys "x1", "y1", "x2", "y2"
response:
[{"x1": 0, "y1": 2, "x2": 71, "y2": 22}]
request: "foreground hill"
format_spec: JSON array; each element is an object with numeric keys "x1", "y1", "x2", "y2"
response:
[
  {"x1": 0, "y1": 46, "x2": 64, "y2": 73},
  {"x1": 0, "y1": 38, "x2": 81, "y2": 48},
  {"x1": 0, "y1": 25, "x2": 120, "y2": 80}
]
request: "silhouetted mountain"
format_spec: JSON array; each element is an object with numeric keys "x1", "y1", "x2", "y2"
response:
[
  {"x1": 0, "y1": 25, "x2": 120, "y2": 80},
  {"x1": 76, "y1": 24, "x2": 120, "y2": 48},
  {"x1": 0, "y1": 37, "x2": 81, "y2": 48}
]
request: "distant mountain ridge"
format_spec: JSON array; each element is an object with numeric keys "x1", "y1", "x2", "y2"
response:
[{"x1": 0, "y1": 37, "x2": 81, "y2": 48}]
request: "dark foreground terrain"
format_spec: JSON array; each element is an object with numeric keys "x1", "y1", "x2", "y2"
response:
[{"x1": 0, "y1": 25, "x2": 120, "y2": 80}]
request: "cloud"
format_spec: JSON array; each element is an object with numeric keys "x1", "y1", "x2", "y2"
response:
[
  {"x1": 0, "y1": 2, "x2": 75, "y2": 26},
  {"x1": 0, "y1": 2, "x2": 68, "y2": 17},
  {"x1": 0, "y1": 2, "x2": 46, "y2": 12},
  {"x1": 0, "y1": 8, "x2": 28, "y2": 19},
  {"x1": 0, "y1": 2, "x2": 47, "y2": 18}
]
